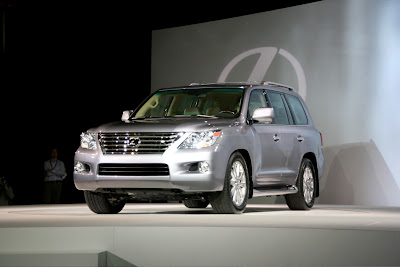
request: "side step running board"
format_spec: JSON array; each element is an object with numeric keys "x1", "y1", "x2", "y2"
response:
[{"x1": 252, "y1": 186, "x2": 298, "y2": 197}]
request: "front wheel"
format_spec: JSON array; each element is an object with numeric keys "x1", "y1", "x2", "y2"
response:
[
  {"x1": 210, "y1": 152, "x2": 249, "y2": 214},
  {"x1": 84, "y1": 191, "x2": 126, "y2": 214},
  {"x1": 285, "y1": 158, "x2": 316, "y2": 210}
]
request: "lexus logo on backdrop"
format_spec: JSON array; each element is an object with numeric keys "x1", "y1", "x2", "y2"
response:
[{"x1": 218, "y1": 47, "x2": 307, "y2": 100}]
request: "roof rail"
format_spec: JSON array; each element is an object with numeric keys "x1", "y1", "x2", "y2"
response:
[
  {"x1": 187, "y1": 81, "x2": 294, "y2": 91},
  {"x1": 261, "y1": 81, "x2": 294, "y2": 91}
]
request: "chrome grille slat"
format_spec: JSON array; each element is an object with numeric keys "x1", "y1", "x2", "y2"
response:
[
  {"x1": 102, "y1": 144, "x2": 171, "y2": 148},
  {"x1": 101, "y1": 137, "x2": 178, "y2": 140},
  {"x1": 98, "y1": 132, "x2": 181, "y2": 155}
]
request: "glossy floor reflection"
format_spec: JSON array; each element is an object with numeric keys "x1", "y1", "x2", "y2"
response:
[
  {"x1": 1, "y1": 203, "x2": 399, "y2": 231},
  {"x1": 1, "y1": 203, "x2": 400, "y2": 266}
]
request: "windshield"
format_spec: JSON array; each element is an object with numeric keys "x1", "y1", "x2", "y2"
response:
[{"x1": 133, "y1": 88, "x2": 244, "y2": 119}]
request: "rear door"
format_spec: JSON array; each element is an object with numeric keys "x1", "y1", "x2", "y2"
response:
[{"x1": 282, "y1": 94, "x2": 313, "y2": 184}]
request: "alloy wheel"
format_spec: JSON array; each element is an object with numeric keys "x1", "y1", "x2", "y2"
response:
[
  {"x1": 230, "y1": 160, "x2": 247, "y2": 207},
  {"x1": 303, "y1": 166, "x2": 314, "y2": 205}
]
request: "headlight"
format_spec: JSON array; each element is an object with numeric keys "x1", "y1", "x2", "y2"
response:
[
  {"x1": 80, "y1": 132, "x2": 97, "y2": 150},
  {"x1": 179, "y1": 130, "x2": 221, "y2": 149}
]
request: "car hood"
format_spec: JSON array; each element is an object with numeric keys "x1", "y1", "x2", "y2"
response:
[{"x1": 91, "y1": 117, "x2": 238, "y2": 133}]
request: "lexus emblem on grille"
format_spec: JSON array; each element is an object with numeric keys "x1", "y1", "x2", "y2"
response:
[{"x1": 129, "y1": 137, "x2": 141, "y2": 147}]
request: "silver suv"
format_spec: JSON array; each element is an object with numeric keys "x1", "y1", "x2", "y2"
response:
[{"x1": 74, "y1": 82, "x2": 324, "y2": 214}]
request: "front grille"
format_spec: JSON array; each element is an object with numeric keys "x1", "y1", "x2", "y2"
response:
[
  {"x1": 98, "y1": 132, "x2": 181, "y2": 155},
  {"x1": 98, "y1": 163, "x2": 169, "y2": 176}
]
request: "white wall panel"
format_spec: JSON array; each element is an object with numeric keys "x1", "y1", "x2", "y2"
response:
[{"x1": 152, "y1": 0, "x2": 400, "y2": 206}]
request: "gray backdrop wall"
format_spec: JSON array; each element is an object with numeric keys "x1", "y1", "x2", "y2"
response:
[{"x1": 151, "y1": 0, "x2": 400, "y2": 206}]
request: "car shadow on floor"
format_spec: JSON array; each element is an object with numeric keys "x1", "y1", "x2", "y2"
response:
[{"x1": 121, "y1": 205, "x2": 290, "y2": 215}]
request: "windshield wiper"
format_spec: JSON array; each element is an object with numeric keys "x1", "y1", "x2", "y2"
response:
[
  {"x1": 173, "y1": 114, "x2": 218, "y2": 119},
  {"x1": 131, "y1": 115, "x2": 218, "y2": 121},
  {"x1": 194, "y1": 114, "x2": 218, "y2": 118},
  {"x1": 130, "y1": 116, "x2": 166, "y2": 120}
]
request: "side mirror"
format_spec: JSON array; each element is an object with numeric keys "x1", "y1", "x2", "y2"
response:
[
  {"x1": 121, "y1": 110, "x2": 133, "y2": 122},
  {"x1": 252, "y1": 108, "x2": 274, "y2": 123}
]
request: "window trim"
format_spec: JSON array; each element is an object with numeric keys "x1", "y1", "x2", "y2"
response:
[{"x1": 281, "y1": 94, "x2": 294, "y2": 125}]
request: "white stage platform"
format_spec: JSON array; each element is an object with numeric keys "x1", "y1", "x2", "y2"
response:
[{"x1": 1, "y1": 203, "x2": 400, "y2": 266}]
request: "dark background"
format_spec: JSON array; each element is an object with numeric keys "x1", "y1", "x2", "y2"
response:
[{"x1": 0, "y1": 0, "x2": 318, "y2": 204}]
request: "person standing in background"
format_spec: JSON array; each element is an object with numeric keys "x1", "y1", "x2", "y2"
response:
[
  {"x1": 43, "y1": 148, "x2": 66, "y2": 204},
  {"x1": 0, "y1": 176, "x2": 14, "y2": 205}
]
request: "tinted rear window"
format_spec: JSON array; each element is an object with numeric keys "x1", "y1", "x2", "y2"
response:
[{"x1": 285, "y1": 95, "x2": 308, "y2": 125}]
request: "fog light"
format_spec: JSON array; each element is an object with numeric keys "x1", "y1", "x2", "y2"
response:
[
  {"x1": 198, "y1": 161, "x2": 210, "y2": 173},
  {"x1": 74, "y1": 161, "x2": 90, "y2": 173}
]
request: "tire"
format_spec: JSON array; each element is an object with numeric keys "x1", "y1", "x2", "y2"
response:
[
  {"x1": 210, "y1": 152, "x2": 249, "y2": 214},
  {"x1": 285, "y1": 158, "x2": 316, "y2": 210},
  {"x1": 183, "y1": 199, "x2": 210, "y2": 208},
  {"x1": 84, "y1": 191, "x2": 126, "y2": 214}
]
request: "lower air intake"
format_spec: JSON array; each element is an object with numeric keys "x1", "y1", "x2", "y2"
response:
[{"x1": 98, "y1": 163, "x2": 169, "y2": 176}]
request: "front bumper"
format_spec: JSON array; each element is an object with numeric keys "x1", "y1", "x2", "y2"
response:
[{"x1": 73, "y1": 143, "x2": 229, "y2": 192}]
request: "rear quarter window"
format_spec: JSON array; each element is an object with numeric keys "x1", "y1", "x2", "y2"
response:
[{"x1": 285, "y1": 94, "x2": 308, "y2": 125}]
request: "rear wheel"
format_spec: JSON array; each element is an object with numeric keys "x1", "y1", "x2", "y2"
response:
[
  {"x1": 210, "y1": 152, "x2": 249, "y2": 214},
  {"x1": 285, "y1": 158, "x2": 316, "y2": 210},
  {"x1": 84, "y1": 191, "x2": 126, "y2": 214}
]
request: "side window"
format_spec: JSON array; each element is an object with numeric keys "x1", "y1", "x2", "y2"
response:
[
  {"x1": 266, "y1": 91, "x2": 290, "y2": 125},
  {"x1": 285, "y1": 94, "x2": 308, "y2": 125},
  {"x1": 247, "y1": 90, "x2": 268, "y2": 119}
]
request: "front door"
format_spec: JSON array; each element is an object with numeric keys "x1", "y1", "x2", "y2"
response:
[
  {"x1": 265, "y1": 90, "x2": 296, "y2": 185},
  {"x1": 248, "y1": 89, "x2": 285, "y2": 187}
]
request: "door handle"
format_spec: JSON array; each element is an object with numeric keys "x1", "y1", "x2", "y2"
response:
[
  {"x1": 273, "y1": 134, "x2": 280, "y2": 142},
  {"x1": 297, "y1": 135, "x2": 305, "y2": 142}
]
